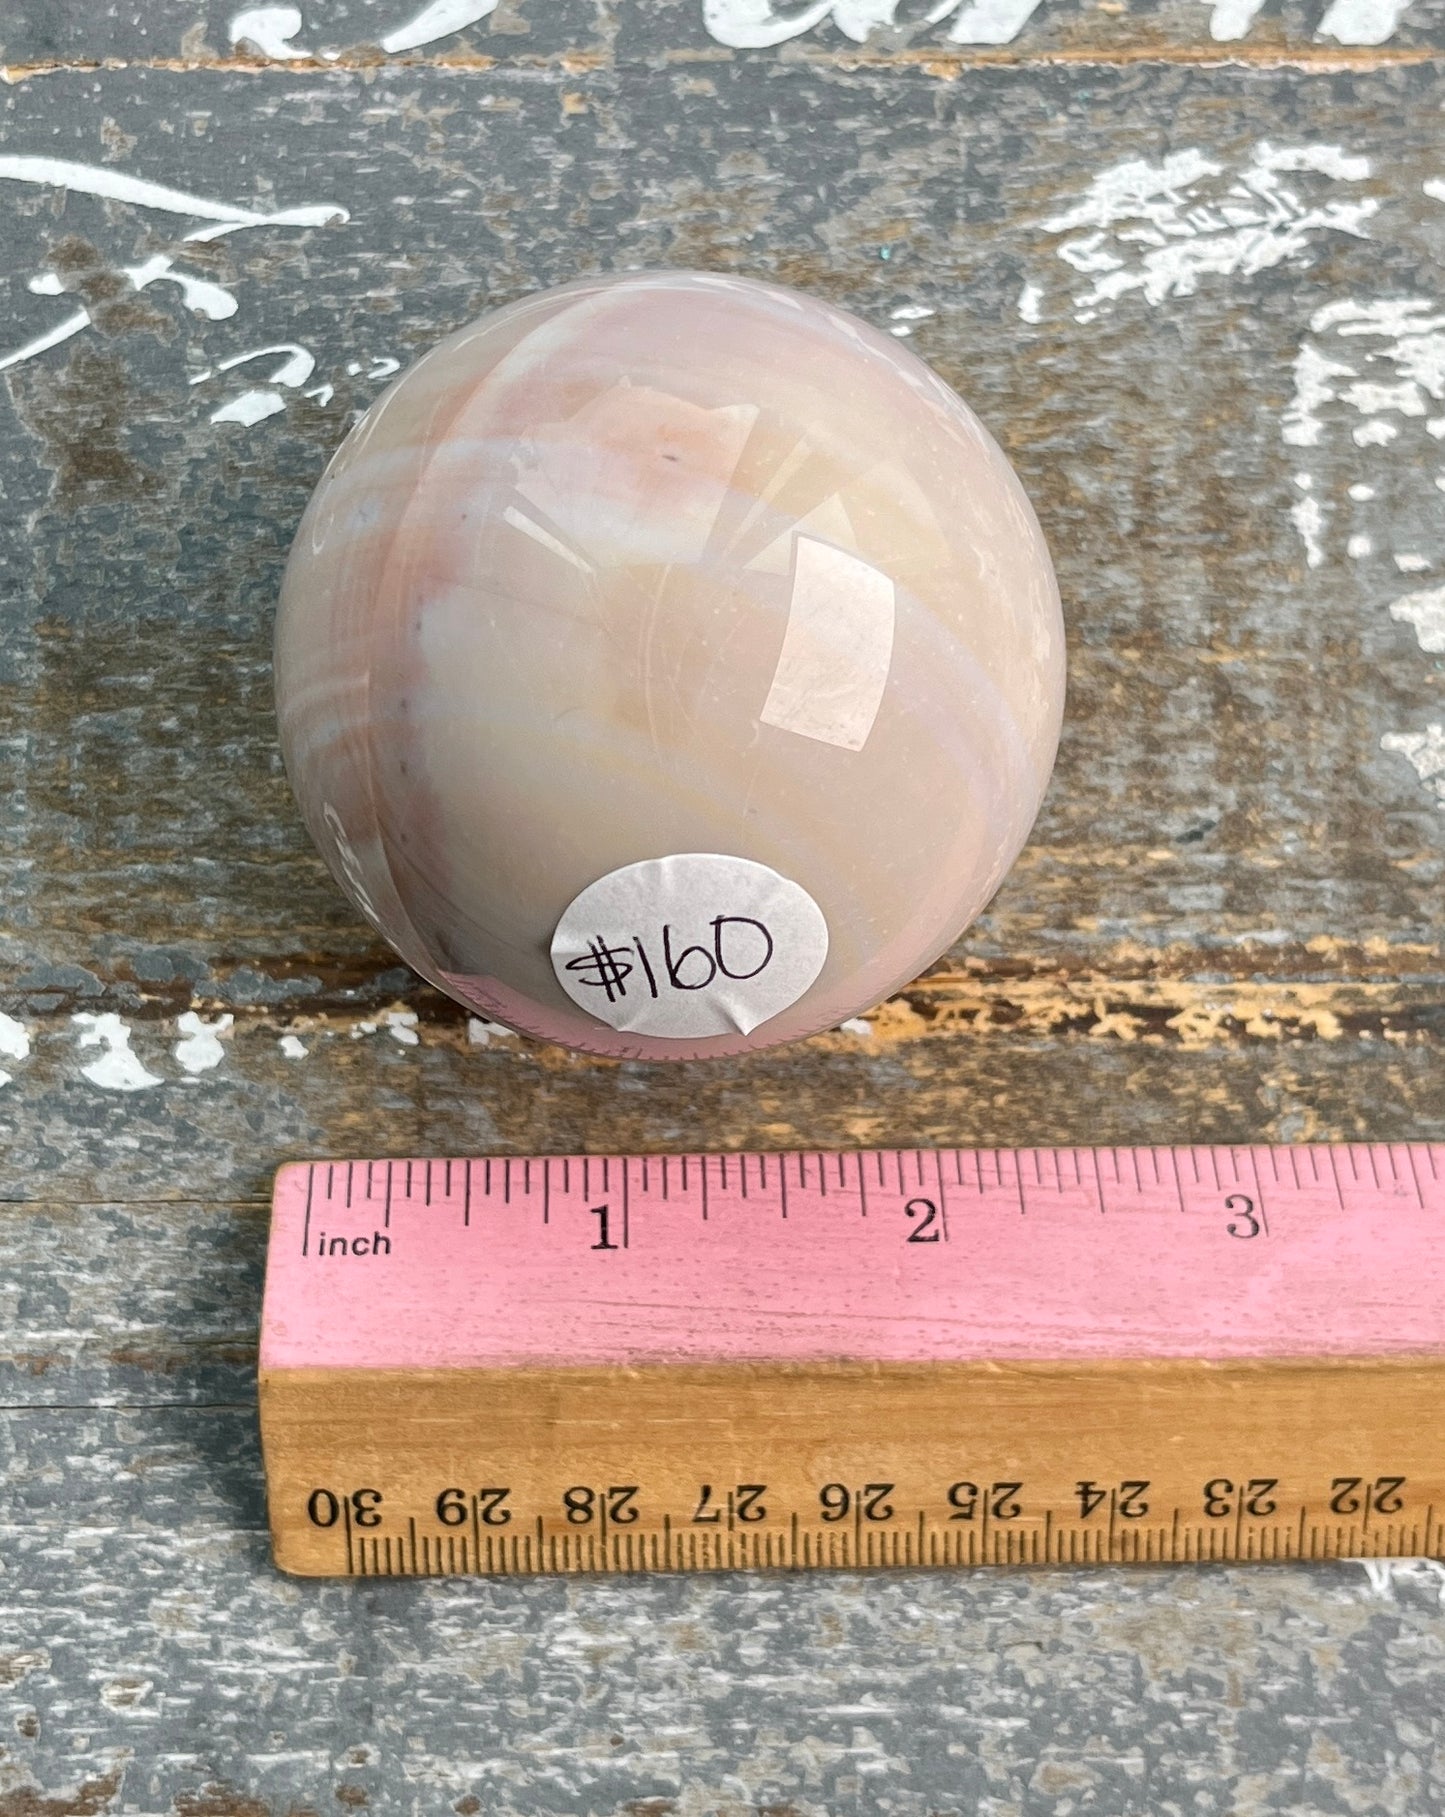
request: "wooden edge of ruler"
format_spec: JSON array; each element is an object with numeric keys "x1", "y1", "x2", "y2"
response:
[{"x1": 260, "y1": 1353, "x2": 1445, "y2": 1577}]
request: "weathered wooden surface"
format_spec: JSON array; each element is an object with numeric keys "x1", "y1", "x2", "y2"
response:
[
  {"x1": 2, "y1": 0, "x2": 1445, "y2": 1809},
  {"x1": 4, "y1": 0, "x2": 1445, "y2": 63}
]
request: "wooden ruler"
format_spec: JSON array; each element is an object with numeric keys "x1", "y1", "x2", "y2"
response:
[{"x1": 260, "y1": 1145, "x2": 1445, "y2": 1576}]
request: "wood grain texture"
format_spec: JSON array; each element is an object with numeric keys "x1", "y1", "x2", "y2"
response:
[
  {"x1": 262, "y1": 1357, "x2": 1445, "y2": 1574},
  {"x1": 2, "y1": 3, "x2": 1445, "y2": 1810},
  {"x1": 2, "y1": 0, "x2": 1442, "y2": 67}
]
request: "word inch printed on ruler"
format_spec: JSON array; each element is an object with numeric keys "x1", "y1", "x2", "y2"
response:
[{"x1": 259, "y1": 1146, "x2": 1445, "y2": 1577}]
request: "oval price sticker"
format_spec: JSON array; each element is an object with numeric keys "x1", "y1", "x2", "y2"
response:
[{"x1": 550, "y1": 853, "x2": 829, "y2": 1039}]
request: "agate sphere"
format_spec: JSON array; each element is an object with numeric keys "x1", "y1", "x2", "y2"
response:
[{"x1": 274, "y1": 270, "x2": 1065, "y2": 1060}]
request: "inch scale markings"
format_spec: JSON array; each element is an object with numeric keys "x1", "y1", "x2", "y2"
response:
[{"x1": 261, "y1": 1145, "x2": 1445, "y2": 1577}]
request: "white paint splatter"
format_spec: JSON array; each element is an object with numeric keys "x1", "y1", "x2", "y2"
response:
[
  {"x1": 229, "y1": 6, "x2": 308, "y2": 56},
  {"x1": 1357, "y1": 1558, "x2": 1445, "y2": 1604},
  {"x1": 1395, "y1": 553, "x2": 1431, "y2": 573},
  {"x1": 381, "y1": 1008, "x2": 420, "y2": 1046},
  {"x1": 1199, "y1": 0, "x2": 1267, "y2": 38},
  {"x1": 1289, "y1": 299, "x2": 1445, "y2": 444},
  {"x1": 214, "y1": 389, "x2": 288, "y2": 426},
  {"x1": 889, "y1": 304, "x2": 935, "y2": 322},
  {"x1": 1283, "y1": 298, "x2": 1445, "y2": 567},
  {"x1": 1017, "y1": 281, "x2": 1043, "y2": 324},
  {"x1": 380, "y1": 0, "x2": 499, "y2": 52},
  {"x1": 1317, "y1": 0, "x2": 1415, "y2": 44},
  {"x1": 345, "y1": 355, "x2": 401, "y2": 381},
  {"x1": 704, "y1": 0, "x2": 837, "y2": 46},
  {"x1": 1347, "y1": 380, "x2": 1426, "y2": 418},
  {"x1": 0, "y1": 1012, "x2": 31, "y2": 1088},
  {"x1": 1043, "y1": 143, "x2": 1375, "y2": 324},
  {"x1": 466, "y1": 1016, "x2": 513, "y2": 1045},
  {"x1": 937, "y1": 0, "x2": 1045, "y2": 43},
  {"x1": 191, "y1": 343, "x2": 319, "y2": 427},
  {"x1": 702, "y1": 0, "x2": 1045, "y2": 45},
  {"x1": 5, "y1": 252, "x2": 243, "y2": 375},
  {"x1": 192, "y1": 344, "x2": 314, "y2": 388},
  {"x1": 174, "y1": 1011, "x2": 233, "y2": 1076},
  {"x1": 1382, "y1": 725, "x2": 1445, "y2": 804},
  {"x1": 0, "y1": 313, "x2": 100, "y2": 373},
  {"x1": 702, "y1": 0, "x2": 1415, "y2": 43},
  {"x1": 73, "y1": 1013, "x2": 163, "y2": 1092},
  {"x1": 1291, "y1": 494, "x2": 1327, "y2": 569},
  {"x1": 838, "y1": 1016, "x2": 874, "y2": 1037},
  {"x1": 1389, "y1": 586, "x2": 1445, "y2": 650},
  {"x1": 0, "y1": 158, "x2": 346, "y2": 376},
  {"x1": 122, "y1": 254, "x2": 239, "y2": 319},
  {"x1": 1283, "y1": 344, "x2": 1357, "y2": 449},
  {"x1": 0, "y1": 1013, "x2": 30, "y2": 1064},
  {"x1": 831, "y1": 0, "x2": 909, "y2": 34},
  {"x1": 1347, "y1": 533, "x2": 1373, "y2": 558},
  {"x1": 0, "y1": 156, "x2": 338, "y2": 228},
  {"x1": 279, "y1": 1034, "x2": 309, "y2": 1059}
]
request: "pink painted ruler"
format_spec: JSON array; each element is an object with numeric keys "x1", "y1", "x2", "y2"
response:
[
  {"x1": 263, "y1": 1144, "x2": 1445, "y2": 1372},
  {"x1": 259, "y1": 1146, "x2": 1445, "y2": 1577}
]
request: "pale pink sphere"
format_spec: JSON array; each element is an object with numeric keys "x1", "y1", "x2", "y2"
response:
[{"x1": 275, "y1": 271, "x2": 1064, "y2": 1059}]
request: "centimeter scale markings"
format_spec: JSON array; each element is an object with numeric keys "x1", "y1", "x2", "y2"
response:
[{"x1": 260, "y1": 1144, "x2": 1445, "y2": 1577}]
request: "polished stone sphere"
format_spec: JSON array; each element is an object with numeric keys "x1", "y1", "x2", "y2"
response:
[{"x1": 274, "y1": 271, "x2": 1065, "y2": 1060}]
